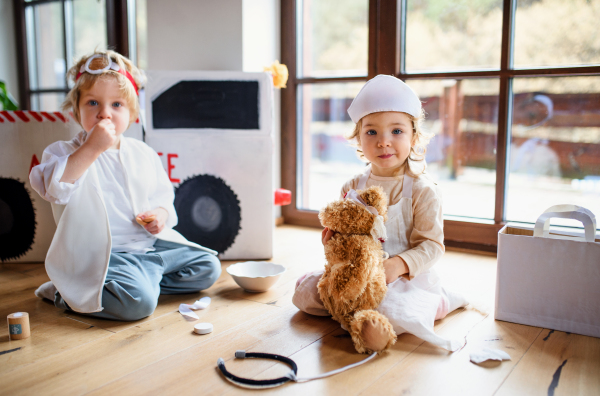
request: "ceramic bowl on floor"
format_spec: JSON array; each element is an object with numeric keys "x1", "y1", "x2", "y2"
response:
[{"x1": 226, "y1": 261, "x2": 286, "y2": 292}]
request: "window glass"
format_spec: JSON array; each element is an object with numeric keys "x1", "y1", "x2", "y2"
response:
[
  {"x1": 506, "y1": 76, "x2": 600, "y2": 228},
  {"x1": 30, "y1": 92, "x2": 66, "y2": 112},
  {"x1": 72, "y1": 0, "x2": 107, "y2": 62},
  {"x1": 26, "y1": 2, "x2": 66, "y2": 90},
  {"x1": 408, "y1": 78, "x2": 499, "y2": 220},
  {"x1": 297, "y1": 0, "x2": 369, "y2": 78},
  {"x1": 405, "y1": 0, "x2": 503, "y2": 72},
  {"x1": 297, "y1": 82, "x2": 367, "y2": 210},
  {"x1": 513, "y1": 0, "x2": 600, "y2": 69},
  {"x1": 136, "y1": 0, "x2": 148, "y2": 69}
]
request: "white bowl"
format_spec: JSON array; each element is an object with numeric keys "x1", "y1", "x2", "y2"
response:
[{"x1": 226, "y1": 261, "x2": 286, "y2": 292}]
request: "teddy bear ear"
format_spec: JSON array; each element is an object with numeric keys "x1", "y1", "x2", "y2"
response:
[{"x1": 359, "y1": 186, "x2": 388, "y2": 218}]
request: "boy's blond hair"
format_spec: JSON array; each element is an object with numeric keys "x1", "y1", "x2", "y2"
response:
[
  {"x1": 61, "y1": 50, "x2": 146, "y2": 126},
  {"x1": 345, "y1": 110, "x2": 433, "y2": 178}
]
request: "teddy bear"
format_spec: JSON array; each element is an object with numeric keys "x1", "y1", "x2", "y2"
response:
[{"x1": 317, "y1": 185, "x2": 397, "y2": 354}]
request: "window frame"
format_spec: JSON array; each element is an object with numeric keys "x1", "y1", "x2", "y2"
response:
[
  {"x1": 13, "y1": 0, "x2": 131, "y2": 110},
  {"x1": 281, "y1": 0, "x2": 600, "y2": 251}
]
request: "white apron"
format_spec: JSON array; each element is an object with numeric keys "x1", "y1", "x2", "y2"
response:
[{"x1": 357, "y1": 165, "x2": 467, "y2": 351}]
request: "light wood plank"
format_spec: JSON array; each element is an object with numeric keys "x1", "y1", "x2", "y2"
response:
[
  {"x1": 495, "y1": 329, "x2": 600, "y2": 396},
  {"x1": 0, "y1": 263, "x2": 46, "y2": 277},
  {"x1": 244, "y1": 307, "x2": 466, "y2": 396},
  {"x1": 87, "y1": 305, "x2": 339, "y2": 396},
  {"x1": 0, "y1": 269, "x2": 32, "y2": 284},
  {"x1": 359, "y1": 311, "x2": 542, "y2": 396},
  {"x1": 0, "y1": 273, "x2": 114, "y2": 375},
  {"x1": 0, "y1": 312, "x2": 112, "y2": 375},
  {"x1": 0, "y1": 298, "x2": 274, "y2": 395},
  {"x1": 1, "y1": 225, "x2": 598, "y2": 396}
]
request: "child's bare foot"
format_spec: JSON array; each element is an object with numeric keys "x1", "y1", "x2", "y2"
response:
[
  {"x1": 35, "y1": 281, "x2": 57, "y2": 301},
  {"x1": 361, "y1": 319, "x2": 389, "y2": 351}
]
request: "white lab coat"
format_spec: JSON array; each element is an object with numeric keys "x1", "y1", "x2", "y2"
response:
[{"x1": 30, "y1": 132, "x2": 217, "y2": 313}]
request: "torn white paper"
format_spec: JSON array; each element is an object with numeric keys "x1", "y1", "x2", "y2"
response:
[
  {"x1": 179, "y1": 296, "x2": 211, "y2": 320},
  {"x1": 470, "y1": 348, "x2": 511, "y2": 364}
]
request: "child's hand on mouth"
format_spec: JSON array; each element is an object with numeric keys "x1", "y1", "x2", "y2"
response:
[{"x1": 85, "y1": 119, "x2": 118, "y2": 152}]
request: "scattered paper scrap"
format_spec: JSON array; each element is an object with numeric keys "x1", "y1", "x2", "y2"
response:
[
  {"x1": 470, "y1": 348, "x2": 511, "y2": 364},
  {"x1": 179, "y1": 296, "x2": 211, "y2": 320}
]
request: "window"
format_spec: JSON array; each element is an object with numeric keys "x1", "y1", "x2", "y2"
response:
[
  {"x1": 14, "y1": 0, "x2": 139, "y2": 111},
  {"x1": 281, "y1": 0, "x2": 600, "y2": 250}
]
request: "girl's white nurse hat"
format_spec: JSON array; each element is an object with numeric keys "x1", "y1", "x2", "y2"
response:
[{"x1": 347, "y1": 75, "x2": 421, "y2": 123}]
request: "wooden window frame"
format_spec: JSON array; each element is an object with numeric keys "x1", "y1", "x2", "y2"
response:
[
  {"x1": 281, "y1": 0, "x2": 600, "y2": 252},
  {"x1": 13, "y1": 0, "x2": 130, "y2": 110}
]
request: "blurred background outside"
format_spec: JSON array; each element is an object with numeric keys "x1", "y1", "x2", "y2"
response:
[{"x1": 297, "y1": 0, "x2": 600, "y2": 229}]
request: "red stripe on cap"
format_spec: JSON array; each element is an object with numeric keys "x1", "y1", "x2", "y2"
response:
[
  {"x1": 53, "y1": 112, "x2": 67, "y2": 122},
  {"x1": 41, "y1": 112, "x2": 56, "y2": 122},
  {"x1": 0, "y1": 114, "x2": 4, "y2": 122},
  {"x1": 121, "y1": 69, "x2": 139, "y2": 95},
  {"x1": 29, "y1": 111, "x2": 43, "y2": 122},
  {"x1": 1, "y1": 111, "x2": 16, "y2": 122},
  {"x1": 14, "y1": 111, "x2": 29, "y2": 122},
  {"x1": 76, "y1": 67, "x2": 138, "y2": 95}
]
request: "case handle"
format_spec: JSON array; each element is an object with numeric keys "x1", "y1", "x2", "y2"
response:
[{"x1": 533, "y1": 205, "x2": 597, "y2": 242}]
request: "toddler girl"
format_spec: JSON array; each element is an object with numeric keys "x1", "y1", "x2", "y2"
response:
[
  {"x1": 293, "y1": 75, "x2": 468, "y2": 351},
  {"x1": 30, "y1": 50, "x2": 221, "y2": 321}
]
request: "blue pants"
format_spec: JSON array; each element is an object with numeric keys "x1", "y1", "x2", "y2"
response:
[{"x1": 54, "y1": 240, "x2": 221, "y2": 321}]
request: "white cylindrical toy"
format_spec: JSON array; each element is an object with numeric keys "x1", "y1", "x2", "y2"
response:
[{"x1": 194, "y1": 322, "x2": 213, "y2": 335}]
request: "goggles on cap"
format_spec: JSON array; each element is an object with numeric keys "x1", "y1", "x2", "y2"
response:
[{"x1": 75, "y1": 54, "x2": 139, "y2": 96}]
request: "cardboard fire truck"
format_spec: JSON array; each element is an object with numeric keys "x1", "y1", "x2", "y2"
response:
[{"x1": 0, "y1": 71, "x2": 276, "y2": 262}]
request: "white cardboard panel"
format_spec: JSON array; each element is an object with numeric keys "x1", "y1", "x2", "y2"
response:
[
  {"x1": 144, "y1": 71, "x2": 274, "y2": 259},
  {"x1": 0, "y1": 111, "x2": 142, "y2": 262},
  {"x1": 146, "y1": 133, "x2": 273, "y2": 259}
]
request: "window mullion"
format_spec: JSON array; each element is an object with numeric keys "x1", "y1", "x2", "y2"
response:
[
  {"x1": 61, "y1": 0, "x2": 69, "y2": 90},
  {"x1": 280, "y1": 0, "x2": 299, "y2": 223},
  {"x1": 397, "y1": 0, "x2": 406, "y2": 74},
  {"x1": 367, "y1": 0, "x2": 377, "y2": 78},
  {"x1": 376, "y1": 0, "x2": 398, "y2": 76},
  {"x1": 106, "y1": 0, "x2": 129, "y2": 57},
  {"x1": 494, "y1": 0, "x2": 517, "y2": 224}
]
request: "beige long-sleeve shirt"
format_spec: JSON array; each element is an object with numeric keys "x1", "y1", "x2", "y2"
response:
[{"x1": 340, "y1": 168, "x2": 445, "y2": 278}]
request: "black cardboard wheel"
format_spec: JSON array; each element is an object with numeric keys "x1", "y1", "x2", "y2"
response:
[
  {"x1": 174, "y1": 174, "x2": 241, "y2": 254},
  {"x1": 0, "y1": 178, "x2": 36, "y2": 261}
]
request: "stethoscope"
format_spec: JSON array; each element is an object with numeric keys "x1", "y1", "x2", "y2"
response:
[{"x1": 217, "y1": 350, "x2": 378, "y2": 389}]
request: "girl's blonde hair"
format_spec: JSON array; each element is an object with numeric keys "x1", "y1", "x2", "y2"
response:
[
  {"x1": 345, "y1": 110, "x2": 433, "y2": 178},
  {"x1": 61, "y1": 50, "x2": 146, "y2": 125}
]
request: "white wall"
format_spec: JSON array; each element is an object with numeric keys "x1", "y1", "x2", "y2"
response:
[
  {"x1": 242, "y1": 0, "x2": 282, "y2": 218},
  {"x1": 146, "y1": 0, "x2": 283, "y2": 217},
  {"x1": 0, "y1": 0, "x2": 20, "y2": 105},
  {"x1": 147, "y1": 0, "x2": 243, "y2": 71}
]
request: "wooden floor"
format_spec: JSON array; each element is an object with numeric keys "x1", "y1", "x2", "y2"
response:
[{"x1": 1, "y1": 225, "x2": 599, "y2": 395}]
